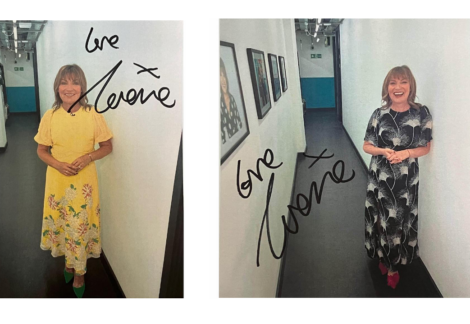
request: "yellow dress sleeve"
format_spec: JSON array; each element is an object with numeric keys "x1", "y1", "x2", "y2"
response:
[
  {"x1": 92, "y1": 107, "x2": 113, "y2": 144},
  {"x1": 34, "y1": 109, "x2": 54, "y2": 146}
]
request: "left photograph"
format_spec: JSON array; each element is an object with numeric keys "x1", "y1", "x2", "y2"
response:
[{"x1": 0, "y1": 20, "x2": 183, "y2": 298}]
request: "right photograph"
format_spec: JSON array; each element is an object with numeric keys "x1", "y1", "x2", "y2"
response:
[{"x1": 220, "y1": 19, "x2": 469, "y2": 298}]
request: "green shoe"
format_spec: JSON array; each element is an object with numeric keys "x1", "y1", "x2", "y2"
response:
[
  {"x1": 73, "y1": 284, "x2": 85, "y2": 298},
  {"x1": 64, "y1": 268, "x2": 74, "y2": 284}
]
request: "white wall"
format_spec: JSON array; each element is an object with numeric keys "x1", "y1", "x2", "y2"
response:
[
  {"x1": 0, "y1": 49, "x2": 7, "y2": 147},
  {"x1": 220, "y1": 19, "x2": 306, "y2": 297},
  {"x1": 341, "y1": 19, "x2": 470, "y2": 297},
  {"x1": 296, "y1": 30, "x2": 334, "y2": 78},
  {"x1": 2, "y1": 49, "x2": 34, "y2": 87},
  {"x1": 36, "y1": 21, "x2": 182, "y2": 297}
]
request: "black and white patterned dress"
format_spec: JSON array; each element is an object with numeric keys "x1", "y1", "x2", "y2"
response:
[
  {"x1": 364, "y1": 106, "x2": 433, "y2": 271},
  {"x1": 220, "y1": 94, "x2": 242, "y2": 144}
]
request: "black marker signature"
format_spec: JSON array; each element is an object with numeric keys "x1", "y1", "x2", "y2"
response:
[
  {"x1": 303, "y1": 148, "x2": 334, "y2": 169},
  {"x1": 69, "y1": 28, "x2": 176, "y2": 114},
  {"x1": 134, "y1": 63, "x2": 160, "y2": 79},
  {"x1": 236, "y1": 148, "x2": 283, "y2": 199},
  {"x1": 68, "y1": 60, "x2": 175, "y2": 114},
  {"x1": 236, "y1": 148, "x2": 355, "y2": 267},
  {"x1": 85, "y1": 27, "x2": 119, "y2": 53}
]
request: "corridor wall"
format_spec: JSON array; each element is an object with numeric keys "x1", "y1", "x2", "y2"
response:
[
  {"x1": 341, "y1": 19, "x2": 470, "y2": 297},
  {"x1": 36, "y1": 21, "x2": 182, "y2": 297},
  {"x1": 2, "y1": 50, "x2": 36, "y2": 113},
  {"x1": 295, "y1": 30, "x2": 335, "y2": 108},
  {"x1": 0, "y1": 50, "x2": 6, "y2": 148},
  {"x1": 220, "y1": 19, "x2": 306, "y2": 297}
]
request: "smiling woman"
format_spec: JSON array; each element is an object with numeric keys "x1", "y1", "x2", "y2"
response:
[
  {"x1": 34, "y1": 64, "x2": 113, "y2": 298},
  {"x1": 363, "y1": 65, "x2": 433, "y2": 289}
]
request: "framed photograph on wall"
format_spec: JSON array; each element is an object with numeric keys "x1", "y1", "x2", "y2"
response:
[
  {"x1": 247, "y1": 48, "x2": 271, "y2": 119},
  {"x1": 220, "y1": 41, "x2": 250, "y2": 165},
  {"x1": 268, "y1": 53, "x2": 281, "y2": 102},
  {"x1": 279, "y1": 56, "x2": 288, "y2": 92}
]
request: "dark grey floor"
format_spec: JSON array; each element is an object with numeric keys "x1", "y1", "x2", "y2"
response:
[
  {"x1": 278, "y1": 109, "x2": 441, "y2": 298},
  {"x1": 0, "y1": 113, "x2": 122, "y2": 298}
]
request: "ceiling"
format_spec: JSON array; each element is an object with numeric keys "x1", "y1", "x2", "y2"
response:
[
  {"x1": 0, "y1": 20, "x2": 47, "y2": 53},
  {"x1": 295, "y1": 18, "x2": 344, "y2": 37}
]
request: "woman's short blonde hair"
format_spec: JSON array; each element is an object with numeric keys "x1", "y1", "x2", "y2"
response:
[
  {"x1": 381, "y1": 65, "x2": 421, "y2": 110},
  {"x1": 52, "y1": 64, "x2": 92, "y2": 111}
]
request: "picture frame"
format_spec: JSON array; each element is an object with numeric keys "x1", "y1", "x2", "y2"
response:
[
  {"x1": 247, "y1": 48, "x2": 272, "y2": 119},
  {"x1": 220, "y1": 41, "x2": 250, "y2": 165},
  {"x1": 268, "y1": 53, "x2": 281, "y2": 102},
  {"x1": 278, "y1": 56, "x2": 288, "y2": 92}
]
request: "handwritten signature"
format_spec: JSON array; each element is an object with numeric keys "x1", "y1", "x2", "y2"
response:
[
  {"x1": 68, "y1": 27, "x2": 175, "y2": 114},
  {"x1": 236, "y1": 149, "x2": 355, "y2": 267}
]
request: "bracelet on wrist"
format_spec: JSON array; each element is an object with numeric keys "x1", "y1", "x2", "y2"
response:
[{"x1": 88, "y1": 153, "x2": 93, "y2": 162}]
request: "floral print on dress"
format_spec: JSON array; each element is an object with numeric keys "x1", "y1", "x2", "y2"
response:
[
  {"x1": 41, "y1": 183, "x2": 101, "y2": 275},
  {"x1": 82, "y1": 183, "x2": 93, "y2": 206},
  {"x1": 48, "y1": 195, "x2": 58, "y2": 210},
  {"x1": 35, "y1": 107, "x2": 112, "y2": 276}
]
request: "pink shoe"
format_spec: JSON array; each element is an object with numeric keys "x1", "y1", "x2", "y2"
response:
[
  {"x1": 379, "y1": 262, "x2": 388, "y2": 275},
  {"x1": 387, "y1": 272, "x2": 400, "y2": 289}
]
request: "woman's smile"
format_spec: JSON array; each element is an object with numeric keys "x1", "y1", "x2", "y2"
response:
[
  {"x1": 388, "y1": 77, "x2": 410, "y2": 104},
  {"x1": 59, "y1": 77, "x2": 82, "y2": 108}
]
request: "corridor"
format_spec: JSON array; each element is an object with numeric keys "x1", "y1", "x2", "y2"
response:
[
  {"x1": 0, "y1": 114, "x2": 123, "y2": 298},
  {"x1": 278, "y1": 109, "x2": 441, "y2": 297}
]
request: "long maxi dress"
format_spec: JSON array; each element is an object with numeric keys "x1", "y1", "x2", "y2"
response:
[
  {"x1": 34, "y1": 106, "x2": 113, "y2": 275},
  {"x1": 364, "y1": 105, "x2": 432, "y2": 272}
]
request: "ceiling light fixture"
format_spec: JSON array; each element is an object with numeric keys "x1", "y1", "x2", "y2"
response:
[
  {"x1": 316, "y1": 38, "x2": 320, "y2": 42},
  {"x1": 314, "y1": 32, "x2": 317, "y2": 38},
  {"x1": 315, "y1": 24, "x2": 319, "y2": 32},
  {"x1": 19, "y1": 22, "x2": 32, "y2": 29},
  {"x1": 13, "y1": 20, "x2": 18, "y2": 54},
  {"x1": 318, "y1": 18, "x2": 322, "y2": 24}
]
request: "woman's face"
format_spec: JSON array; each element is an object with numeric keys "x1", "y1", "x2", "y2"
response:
[
  {"x1": 58, "y1": 75, "x2": 81, "y2": 107},
  {"x1": 220, "y1": 71, "x2": 228, "y2": 94},
  {"x1": 388, "y1": 76, "x2": 410, "y2": 106}
]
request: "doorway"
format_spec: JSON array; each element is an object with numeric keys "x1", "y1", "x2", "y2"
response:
[
  {"x1": 333, "y1": 28, "x2": 343, "y2": 123},
  {"x1": 0, "y1": 63, "x2": 8, "y2": 117}
]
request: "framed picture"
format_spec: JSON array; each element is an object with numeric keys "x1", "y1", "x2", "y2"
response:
[
  {"x1": 279, "y1": 56, "x2": 288, "y2": 92},
  {"x1": 268, "y1": 54, "x2": 281, "y2": 102},
  {"x1": 247, "y1": 48, "x2": 271, "y2": 119},
  {"x1": 220, "y1": 41, "x2": 250, "y2": 165}
]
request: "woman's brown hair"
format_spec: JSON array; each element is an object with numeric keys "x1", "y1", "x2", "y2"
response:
[
  {"x1": 52, "y1": 64, "x2": 92, "y2": 111},
  {"x1": 220, "y1": 58, "x2": 229, "y2": 95},
  {"x1": 381, "y1": 65, "x2": 421, "y2": 110}
]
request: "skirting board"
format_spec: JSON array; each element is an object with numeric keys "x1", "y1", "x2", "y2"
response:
[
  {"x1": 101, "y1": 249, "x2": 126, "y2": 298},
  {"x1": 0, "y1": 142, "x2": 7, "y2": 153}
]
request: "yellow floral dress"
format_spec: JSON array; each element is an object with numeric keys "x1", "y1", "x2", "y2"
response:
[{"x1": 34, "y1": 106, "x2": 113, "y2": 275}]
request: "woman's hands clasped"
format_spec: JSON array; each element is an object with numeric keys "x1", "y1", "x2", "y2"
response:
[
  {"x1": 71, "y1": 155, "x2": 92, "y2": 172},
  {"x1": 56, "y1": 162, "x2": 79, "y2": 176},
  {"x1": 384, "y1": 148, "x2": 410, "y2": 164},
  {"x1": 55, "y1": 155, "x2": 92, "y2": 176}
]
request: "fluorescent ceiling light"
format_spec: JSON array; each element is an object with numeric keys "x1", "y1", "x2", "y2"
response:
[
  {"x1": 13, "y1": 20, "x2": 18, "y2": 53},
  {"x1": 19, "y1": 22, "x2": 32, "y2": 29},
  {"x1": 314, "y1": 32, "x2": 317, "y2": 38},
  {"x1": 316, "y1": 38, "x2": 320, "y2": 42},
  {"x1": 318, "y1": 18, "x2": 322, "y2": 24},
  {"x1": 315, "y1": 24, "x2": 319, "y2": 32}
]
